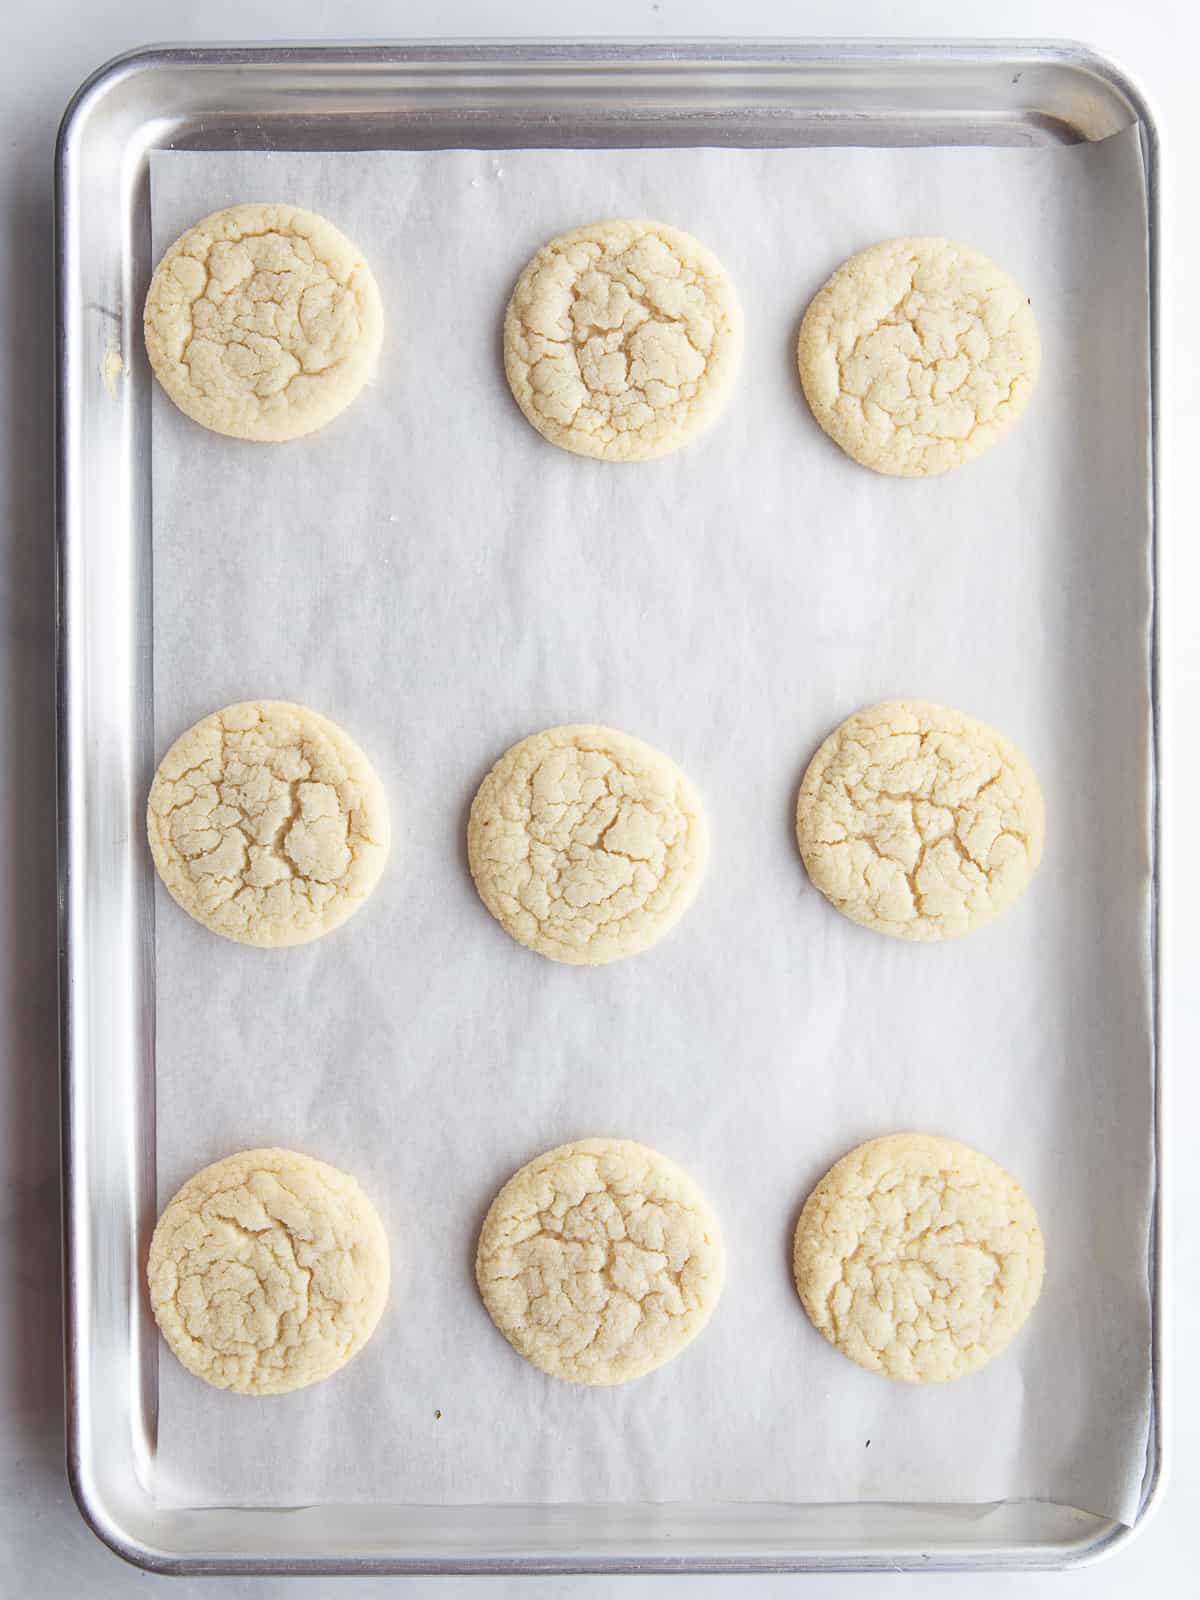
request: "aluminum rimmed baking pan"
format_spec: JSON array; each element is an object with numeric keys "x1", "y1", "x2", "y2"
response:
[{"x1": 56, "y1": 40, "x2": 1163, "y2": 1575}]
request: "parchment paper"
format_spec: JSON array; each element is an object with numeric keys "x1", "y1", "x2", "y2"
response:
[{"x1": 148, "y1": 131, "x2": 1154, "y2": 1524}]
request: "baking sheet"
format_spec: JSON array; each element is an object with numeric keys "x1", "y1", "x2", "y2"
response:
[{"x1": 148, "y1": 131, "x2": 1153, "y2": 1524}]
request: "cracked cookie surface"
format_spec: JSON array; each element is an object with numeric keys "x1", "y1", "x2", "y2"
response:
[
  {"x1": 503, "y1": 218, "x2": 742, "y2": 461},
  {"x1": 797, "y1": 236, "x2": 1040, "y2": 477},
  {"x1": 795, "y1": 699, "x2": 1044, "y2": 941},
  {"x1": 144, "y1": 202, "x2": 383, "y2": 441},
  {"x1": 148, "y1": 1147, "x2": 390, "y2": 1395},
  {"x1": 793, "y1": 1133, "x2": 1044, "y2": 1383},
  {"x1": 467, "y1": 723, "x2": 708, "y2": 965},
  {"x1": 476, "y1": 1138, "x2": 725, "y2": 1385},
  {"x1": 147, "y1": 699, "x2": 390, "y2": 948}
]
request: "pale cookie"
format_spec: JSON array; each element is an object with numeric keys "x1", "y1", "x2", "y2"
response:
[
  {"x1": 143, "y1": 202, "x2": 383, "y2": 441},
  {"x1": 797, "y1": 236, "x2": 1040, "y2": 476},
  {"x1": 148, "y1": 1147, "x2": 390, "y2": 1395},
  {"x1": 467, "y1": 723, "x2": 708, "y2": 965},
  {"x1": 147, "y1": 700, "x2": 389, "y2": 948},
  {"x1": 476, "y1": 1138, "x2": 725, "y2": 1385},
  {"x1": 793, "y1": 1133, "x2": 1044, "y2": 1383},
  {"x1": 795, "y1": 699, "x2": 1044, "y2": 941},
  {"x1": 503, "y1": 218, "x2": 743, "y2": 461}
]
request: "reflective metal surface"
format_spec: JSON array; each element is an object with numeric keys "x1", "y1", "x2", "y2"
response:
[{"x1": 55, "y1": 39, "x2": 1163, "y2": 1575}]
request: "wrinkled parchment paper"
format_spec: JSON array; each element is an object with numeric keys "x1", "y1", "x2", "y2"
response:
[{"x1": 149, "y1": 131, "x2": 1153, "y2": 1522}]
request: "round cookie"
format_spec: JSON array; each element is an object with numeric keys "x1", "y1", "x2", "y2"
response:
[
  {"x1": 793, "y1": 1132, "x2": 1045, "y2": 1384},
  {"x1": 467, "y1": 723, "x2": 708, "y2": 965},
  {"x1": 147, "y1": 699, "x2": 390, "y2": 948},
  {"x1": 503, "y1": 218, "x2": 743, "y2": 461},
  {"x1": 797, "y1": 236, "x2": 1040, "y2": 476},
  {"x1": 144, "y1": 202, "x2": 383, "y2": 441},
  {"x1": 476, "y1": 1138, "x2": 725, "y2": 1385},
  {"x1": 148, "y1": 1147, "x2": 390, "y2": 1395},
  {"x1": 795, "y1": 699, "x2": 1044, "y2": 941}
]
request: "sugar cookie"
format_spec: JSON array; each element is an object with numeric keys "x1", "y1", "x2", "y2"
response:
[
  {"x1": 503, "y1": 218, "x2": 742, "y2": 461},
  {"x1": 797, "y1": 236, "x2": 1040, "y2": 476},
  {"x1": 467, "y1": 723, "x2": 708, "y2": 964},
  {"x1": 147, "y1": 699, "x2": 389, "y2": 947},
  {"x1": 793, "y1": 1132, "x2": 1044, "y2": 1383},
  {"x1": 144, "y1": 202, "x2": 383, "y2": 441},
  {"x1": 476, "y1": 1138, "x2": 725, "y2": 1385},
  {"x1": 795, "y1": 699, "x2": 1044, "y2": 941},
  {"x1": 148, "y1": 1147, "x2": 390, "y2": 1395}
]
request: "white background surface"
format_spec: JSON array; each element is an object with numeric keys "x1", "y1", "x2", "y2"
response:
[{"x1": 3, "y1": 0, "x2": 1196, "y2": 1595}]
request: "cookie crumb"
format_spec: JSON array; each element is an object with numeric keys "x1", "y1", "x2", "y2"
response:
[{"x1": 101, "y1": 347, "x2": 123, "y2": 397}]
